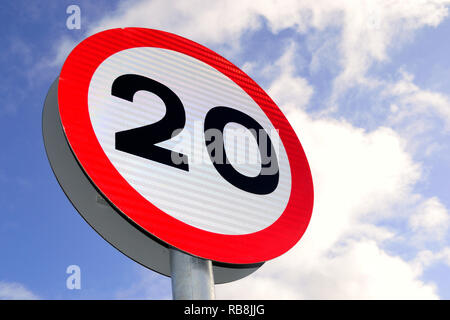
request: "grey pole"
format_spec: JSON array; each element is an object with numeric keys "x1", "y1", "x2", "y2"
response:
[{"x1": 170, "y1": 248, "x2": 215, "y2": 300}]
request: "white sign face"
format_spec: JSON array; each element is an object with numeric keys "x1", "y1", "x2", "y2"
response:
[{"x1": 88, "y1": 47, "x2": 291, "y2": 235}]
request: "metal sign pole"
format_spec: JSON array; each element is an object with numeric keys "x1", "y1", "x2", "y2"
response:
[{"x1": 170, "y1": 248, "x2": 215, "y2": 300}]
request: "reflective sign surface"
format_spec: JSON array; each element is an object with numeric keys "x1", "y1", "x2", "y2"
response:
[{"x1": 58, "y1": 28, "x2": 313, "y2": 264}]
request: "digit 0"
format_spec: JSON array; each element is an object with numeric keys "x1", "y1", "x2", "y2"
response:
[{"x1": 204, "y1": 106, "x2": 279, "y2": 195}]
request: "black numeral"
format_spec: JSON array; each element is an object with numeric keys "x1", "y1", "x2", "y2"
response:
[
  {"x1": 204, "y1": 106, "x2": 279, "y2": 195},
  {"x1": 112, "y1": 74, "x2": 189, "y2": 171}
]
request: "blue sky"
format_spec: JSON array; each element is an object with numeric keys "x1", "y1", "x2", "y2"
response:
[{"x1": 1, "y1": 0, "x2": 450, "y2": 299}]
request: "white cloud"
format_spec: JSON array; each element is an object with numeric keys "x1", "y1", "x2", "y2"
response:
[
  {"x1": 415, "y1": 247, "x2": 450, "y2": 270},
  {"x1": 267, "y1": 43, "x2": 314, "y2": 112},
  {"x1": 30, "y1": 36, "x2": 78, "y2": 85},
  {"x1": 387, "y1": 70, "x2": 450, "y2": 131},
  {"x1": 48, "y1": 37, "x2": 78, "y2": 68},
  {"x1": 324, "y1": 0, "x2": 450, "y2": 101},
  {"x1": 374, "y1": 70, "x2": 450, "y2": 158},
  {"x1": 0, "y1": 282, "x2": 39, "y2": 300},
  {"x1": 409, "y1": 197, "x2": 450, "y2": 242},
  {"x1": 217, "y1": 240, "x2": 438, "y2": 299}
]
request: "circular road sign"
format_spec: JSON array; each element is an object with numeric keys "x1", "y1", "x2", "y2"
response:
[{"x1": 57, "y1": 28, "x2": 313, "y2": 264}]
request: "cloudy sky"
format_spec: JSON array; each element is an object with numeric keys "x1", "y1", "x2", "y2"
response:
[{"x1": 1, "y1": 0, "x2": 450, "y2": 299}]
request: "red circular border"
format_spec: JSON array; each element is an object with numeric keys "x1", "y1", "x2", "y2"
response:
[{"x1": 58, "y1": 28, "x2": 313, "y2": 264}]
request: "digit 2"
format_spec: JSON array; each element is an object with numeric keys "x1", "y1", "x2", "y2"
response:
[{"x1": 112, "y1": 74, "x2": 189, "y2": 171}]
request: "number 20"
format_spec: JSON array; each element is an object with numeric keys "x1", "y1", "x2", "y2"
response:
[{"x1": 112, "y1": 74, "x2": 279, "y2": 195}]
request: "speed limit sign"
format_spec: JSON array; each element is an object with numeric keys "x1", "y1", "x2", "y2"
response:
[{"x1": 56, "y1": 28, "x2": 313, "y2": 265}]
